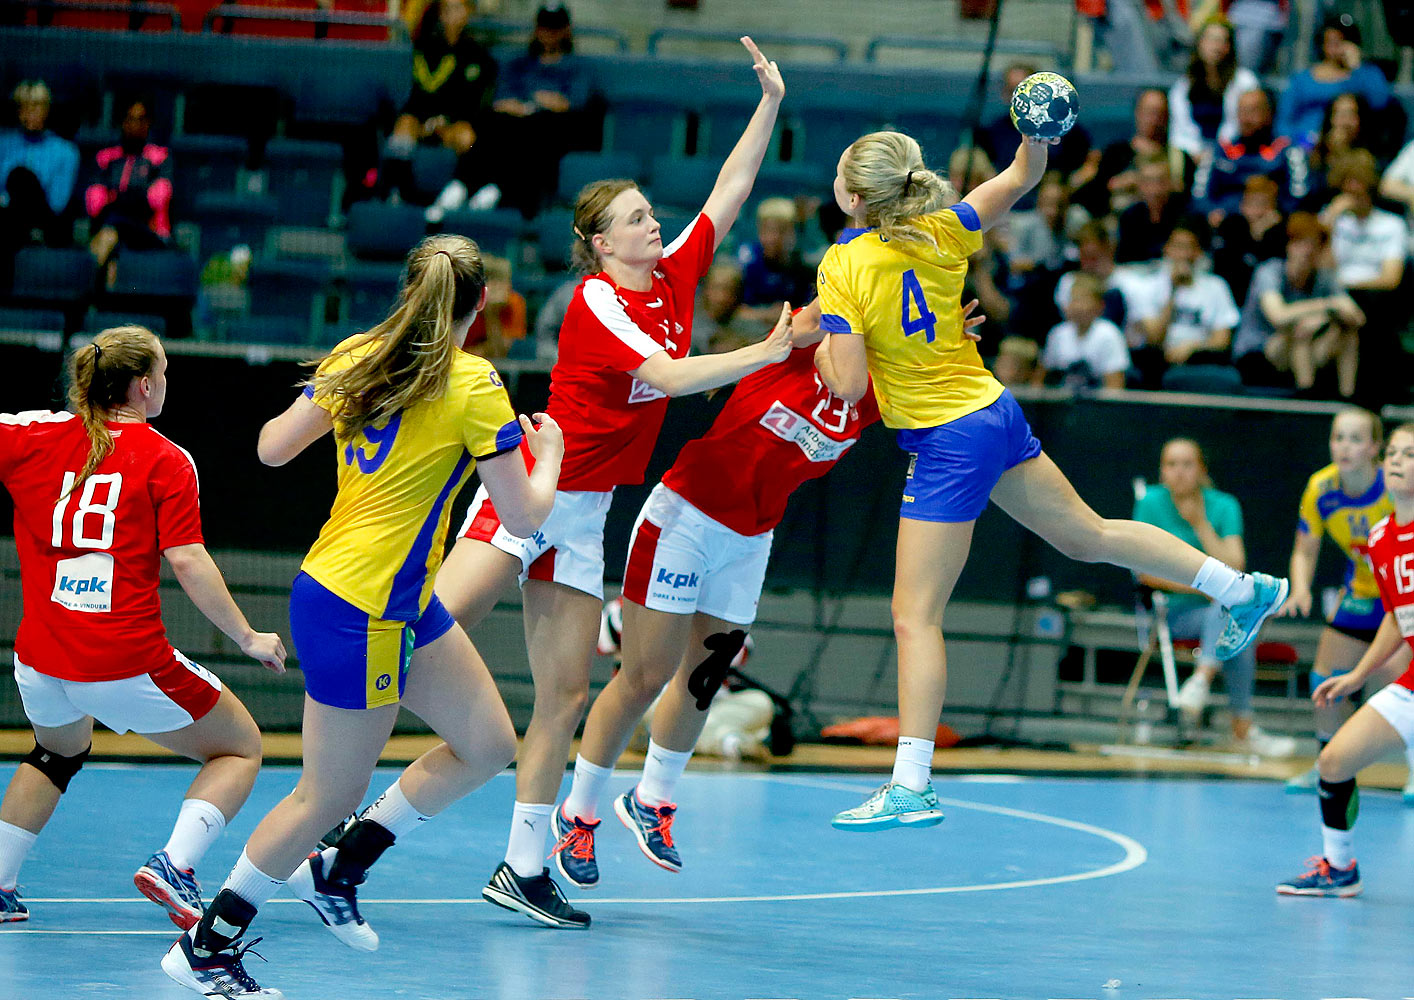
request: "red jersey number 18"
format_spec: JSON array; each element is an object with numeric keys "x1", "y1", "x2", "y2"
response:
[{"x1": 51, "y1": 472, "x2": 123, "y2": 550}]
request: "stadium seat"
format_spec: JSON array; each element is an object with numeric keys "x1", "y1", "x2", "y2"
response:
[
  {"x1": 343, "y1": 262, "x2": 404, "y2": 328},
  {"x1": 85, "y1": 310, "x2": 168, "y2": 336},
  {"x1": 169, "y1": 135, "x2": 248, "y2": 219},
  {"x1": 888, "y1": 111, "x2": 964, "y2": 166},
  {"x1": 646, "y1": 156, "x2": 720, "y2": 214},
  {"x1": 793, "y1": 96, "x2": 881, "y2": 173},
  {"x1": 603, "y1": 98, "x2": 690, "y2": 159},
  {"x1": 346, "y1": 201, "x2": 426, "y2": 262},
  {"x1": 700, "y1": 97, "x2": 782, "y2": 160},
  {"x1": 530, "y1": 209, "x2": 576, "y2": 272},
  {"x1": 224, "y1": 314, "x2": 311, "y2": 346},
  {"x1": 0, "y1": 306, "x2": 66, "y2": 334},
  {"x1": 247, "y1": 258, "x2": 333, "y2": 339},
  {"x1": 409, "y1": 145, "x2": 458, "y2": 204},
  {"x1": 110, "y1": 251, "x2": 199, "y2": 300},
  {"x1": 192, "y1": 193, "x2": 281, "y2": 260},
  {"x1": 752, "y1": 161, "x2": 832, "y2": 202},
  {"x1": 1160, "y1": 365, "x2": 1244, "y2": 396},
  {"x1": 556, "y1": 151, "x2": 643, "y2": 206},
  {"x1": 8, "y1": 248, "x2": 94, "y2": 308},
  {"x1": 438, "y1": 208, "x2": 524, "y2": 260},
  {"x1": 264, "y1": 138, "x2": 344, "y2": 228}
]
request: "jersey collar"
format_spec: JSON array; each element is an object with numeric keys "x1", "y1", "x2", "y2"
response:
[{"x1": 837, "y1": 226, "x2": 873, "y2": 244}]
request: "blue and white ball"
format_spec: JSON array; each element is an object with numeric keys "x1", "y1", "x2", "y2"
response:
[{"x1": 1009, "y1": 71, "x2": 1080, "y2": 140}]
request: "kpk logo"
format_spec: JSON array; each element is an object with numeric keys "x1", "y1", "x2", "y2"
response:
[
  {"x1": 51, "y1": 552, "x2": 115, "y2": 613},
  {"x1": 656, "y1": 568, "x2": 699, "y2": 590}
]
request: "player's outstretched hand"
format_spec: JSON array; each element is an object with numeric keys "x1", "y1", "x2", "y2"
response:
[
  {"x1": 961, "y1": 297, "x2": 986, "y2": 343},
  {"x1": 242, "y1": 631, "x2": 287, "y2": 674},
  {"x1": 1313, "y1": 671, "x2": 1362, "y2": 708},
  {"x1": 1276, "y1": 588, "x2": 1312, "y2": 618},
  {"x1": 758, "y1": 301, "x2": 794, "y2": 365},
  {"x1": 742, "y1": 36, "x2": 784, "y2": 102},
  {"x1": 521, "y1": 412, "x2": 564, "y2": 466}
]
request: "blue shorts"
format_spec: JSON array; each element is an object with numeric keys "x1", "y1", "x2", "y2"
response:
[
  {"x1": 1328, "y1": 593, "x2": 1384, "y2": 642},
  {"x1": 289, "y1": 572, "x2": 457, "y2": 710},
  {"x1": 895, "y1": 390, "x2": 1042, "y2": 523}
]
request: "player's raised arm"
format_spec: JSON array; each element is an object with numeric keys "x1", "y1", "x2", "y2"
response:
[
  {"x1": 700, "y1": 36, "x2": 784, "y2": 246},
  {"x1": 962, "y1": 136, "x2": 1050, "y2": 232},
  {"x1": 257, "y1": 390, "x2": 334, "y2": 466}
]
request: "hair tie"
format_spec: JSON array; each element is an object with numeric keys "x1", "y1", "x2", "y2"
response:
[
  {"x1": 573, "y1": 226, "x2": 586, "y2": 240},
  {"x1": 92, "y1": 343, "x2": 102, "y2": 363},
  {"x1": 905, "y1": 170, "x2": 915, "y2": 189}
]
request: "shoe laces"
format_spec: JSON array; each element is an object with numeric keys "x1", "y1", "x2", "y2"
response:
[
  {"x1": 1301, "y1": 856, "x2": 1332, "y2": 879},
  {"x1": 644, "y1": 803, "x2": 676, "y2": 848},
  {"x1": 551, "y1": 816, "x2": 598, "y2": 862},
  {"x1": 212, "y1": 936, "x2": 268, "y2": 994}
]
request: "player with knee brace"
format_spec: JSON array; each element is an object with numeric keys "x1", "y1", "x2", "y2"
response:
[{"x1": 0, "y1": 325, "x2": 286, "y2": 927}]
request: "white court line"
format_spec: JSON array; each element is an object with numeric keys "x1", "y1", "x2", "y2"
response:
[{"x1": 24, "y1": 774, "x2": 1146, "y2": 907}]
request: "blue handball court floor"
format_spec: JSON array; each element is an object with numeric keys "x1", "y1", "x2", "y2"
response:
[{"x1": 1, "y1": 764, "x2": 1412, "y2": 1000}]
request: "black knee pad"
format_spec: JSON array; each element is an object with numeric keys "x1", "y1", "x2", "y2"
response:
[
  {"x1": 22, "y1": 742, "x2": 90, "y2": 793},
  {"x1": 686, "y1": 630, "x2": 747, "y2": 711}
]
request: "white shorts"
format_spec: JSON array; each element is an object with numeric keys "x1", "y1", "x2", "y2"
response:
[
  {"x1": 13, "y1": 651, "x2": 223, "y2": 735},
  {"x1": 459, "y1": 486, "x2": 613, "y2": 599},
  {"x1": 1367, "y1": 683, "x2": 1414, "y2": 748},
  {"x1": 620, "y1": 483, "x2": 772, "y2": 626}
]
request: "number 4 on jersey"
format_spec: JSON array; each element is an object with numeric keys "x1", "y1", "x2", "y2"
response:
[{"x1": 900, "y1": 269, "x2": 938, "y2": 343}]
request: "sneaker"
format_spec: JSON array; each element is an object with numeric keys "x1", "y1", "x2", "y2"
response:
[
  {"x1": 550, "y1": 806, "x2": 600, "y2": 889},
  {"x1": 161, "y1": 930, "x2": 283, "y2": 998},
  {"x1": 134, "y1": 851, "x2": 203, "y2": 930},
  {"x1": 1174, "y1": 670, "x2": 1212, "y2": 719},
  {"x1": 1214, "y1": 574, "x2": 1290, "y2": 661},
  {"x1": 482, "y1": 862, "x2": 590, "y2": 929},
  {"x1": 287, "y1": 849, "x2": 379, "y2": 952},
  {"x1": 1285, "y1": 763, "x2": 1319, "y2": 794},
  {"x1": 614, "y1": 788, "x2": 681, "y2": 872},
  {"x1": 0, "y1": 886, "x2": 27, "y2": 923},
  {"x1": 1275, "y1": 856, "x2": 1361, "y2": 897},
  {"x1": 468, "y1": 182, "x2": 501, "y2": 211},
  {"x1": 424, "y1": 179, "x2": 468, "y2": 224},
  {"x1": 831, "y1": 781, "x2": 944, "y2": 832},
  {"x1": 1240, "y1": 725, "x2": 1298, "y2": 759}
]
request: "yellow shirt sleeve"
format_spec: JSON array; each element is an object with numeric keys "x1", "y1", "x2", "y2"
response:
[
  {"x1": 917, "y1": 206, "x2": 985, "y2": 263},
  {"x1": 462, "y1": 364, "x2": 521, "y2": 460},
  {"x1": 1297, "y1": 475, "x2": 1324, "y2": 539},
  {"x1": 817, "y1": 246, "x2": 865, "y2": 336}
]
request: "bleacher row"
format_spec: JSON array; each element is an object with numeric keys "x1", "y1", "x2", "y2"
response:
[{"x1": 7, "y1": 18, "x2": 1414, "y2": 348}]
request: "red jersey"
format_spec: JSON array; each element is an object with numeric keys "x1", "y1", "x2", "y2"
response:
[
  {"x1": 0, "y1": 411, "x2": 203, "y2": 682},
  {"x1": 548, "y1": 213, "x2": 716, "y2": 492},
  {"x1": 662, "y1": 346, "x2": 881, "y2": 536},
  {"x1": 1367, "y1": 513, "x2": 1414, "y2": 691}
]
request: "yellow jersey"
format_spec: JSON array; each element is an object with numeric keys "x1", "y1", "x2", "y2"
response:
[
  {"x1": 301, "y1": 337, "x2": 521, "y2": 621},
  {"x1": 1297, "y1": 463, "x2": 1393, "y2": 601},
  {"x1": 816, "y1": 204, "x2": 1003, "y2": 429}
]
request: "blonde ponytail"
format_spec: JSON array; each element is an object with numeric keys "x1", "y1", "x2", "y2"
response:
[
  {"x1": 308, "y1": 235, "x2": 486, "y2": 437},
  {"x1": 841, "y1": 131, "x2": 956, "y2": 250},
  {"x1": 65, "y1": 325, "x2": 162, "y2": 497}
]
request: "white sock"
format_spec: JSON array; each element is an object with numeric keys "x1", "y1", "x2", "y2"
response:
[
  {"x1": 562, "y1": 755, "x2": 614, "y2": 821},
  {"x1": 1191, "y1": 557, "x2": 1255, "y2": 607},
  {"x1": 0, "y1": 820, "x2": 38, "y2": 892},
  {"x1": 161, "y1": 799, "x2": 227, "y2": 871},
  {"x1": 891, "y1": 736, "x2": 935, "y2": 792},
  {"x1": 218, "y1": 849, "x2": 285, "y2": 909},
  {"x1": 360, "y1": 777, "x2": 432, "y2": 839},
  {"x1": 637, "y1": 741, "x2": 693, "y2": 806},
  {"x1": 504, "y1": 802, "x2": 554, "y2": 879},
  {"x1": 1321, "y1": 825, "x2": 1356, "y2": 869}
]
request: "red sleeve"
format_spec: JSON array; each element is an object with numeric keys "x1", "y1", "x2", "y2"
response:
[
  {"x1": 574, "y1": 280, "x2": 668, "y2": 372},
  {"x1": 151, "y1": 444, "x2": 204, "y2": 550},
  {"x1": 0, "y1": 420, "x2": 24, "y2": 482},
  {"x1": 657, "y1": 213, "x2": 716, "y2": 304},
  {"x1": 1369, "y1": 533, "x2": 1399, "y2": 615}
]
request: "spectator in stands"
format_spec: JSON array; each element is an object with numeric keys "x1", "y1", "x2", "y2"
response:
[
  {"x1": 532, "y1": 274, "x2": 579, "y2": 363},
  {"x1": 1054, "y1": 221, "x2": 1139, "y2": 335},
  {"x1": 1228, "y1": 0, "x2": 1288, "y2": 73},
  {"x1": 1323, "y1": 149, "x2": 1408, "y2": 403},
  {"x1": 1116, "y1": 154, "x2": 1187, "y2": 264},
  {"x1": 1077, "y1": 88, "x2": 1188, "y2": 217},
  {"x1": 483, "y1": 2, "x2": 596, "y2": 216},
  {"x1": 692, "y1": 261, "x2": 754, "y2": 353},
  {"x1": 1133, "y1": 438, "x2": 1294, "y2": 757},
  {"x1": 1192, "y1": 89, "x2": 1308, "y2": 227},
  {"x1": 948, "y1": 145, "x2": 996, "y2": 198},
  {"x1": 1008, "y1": 173, "x2": 1085, "y2": 280},
  {"x1": 86, "y1": 99, "x2": 171, "y2": 272},
  {"x1": 1082, "y1": 0, "x2": 1190, "y2": 75},
  {"x1": 735, "y1": 198, "x2": 814, "y2": 326},
  {"x1": 990, "y1": 335, "x2": 1039, "y2": 387},
  {"x1": 1276, "y1": 14, "x2": 1391, "y2": 149},
  {"x1": 1129, "y1": 221, "x2": 1241, "y2": 385},
  {"x1": 1233, "y1": 211, "x2": 1363, "y2": 397},
  {"x1": 1033, "y1": 272, "x2": 1130, "y2": 390},
  {"x1": 1380, "y1": 133, "x2": 1414, "y2": 216},
  {"x1": 1303, "y1": 93, "x2": 1372, "y2": 208},
  {"x1": 1169, "y1": 19, "x2": 1260, "y2": 159},
  {"x1": 0, "y1": 80, "x2": 78, "y2": 255},
  {"x1": 386, "y1": 0, "x2": 498, "y2": 213},
  {"x1": 1211, "y1": 174, "x2": 1285, "y2": 307},
  {"x1": 464, "y1": 255, "x2": 526, "y2": 358},
  {"x1": 976, "y1": 62, "x2": 1099, "y2": 195}
]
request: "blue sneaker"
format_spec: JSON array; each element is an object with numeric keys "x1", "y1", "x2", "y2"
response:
[
  {"x1": 0, "y1": 885, "x2": 28, "y2": 923},
  {"x1": 550, "y1": 805, "x2": 600, "y2": 889},
  {"x1": 831, "y1": 781, "x2": 944, "y2": 831},
  {"x1": 134, "y1": 851, "x2": 203, "y2": 929},
  {"x1": 1276, "y1": 856, "x2": 1361, "y2": 897},
  {"x1": 1214, "y1": 573, "x2": 1289, "y2": 661},
  {"x1": 614, "y1": 788, "x2": 681, "y2": 872}
]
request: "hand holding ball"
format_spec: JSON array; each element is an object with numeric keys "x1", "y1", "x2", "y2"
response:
[{"x1": 1009, "y1": 72, "x2": 1079, "y2": 141}]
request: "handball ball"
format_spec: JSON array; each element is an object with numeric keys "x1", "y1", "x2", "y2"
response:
[{"x1": 1009, "y1": 71, "x2": 1079, "y2": 140}]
